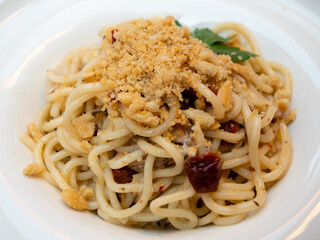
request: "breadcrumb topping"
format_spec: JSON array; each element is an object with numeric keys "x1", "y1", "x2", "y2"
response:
[
  {"x1": 27, "y1": 123, "x2": 43, "y2": 142},
  {"x1": 217, "y1": 80, "x2": 233, "y2": 111},
  {"x1": 61, "y1": 188, "x2": 88, "y2": 211},
  {"x1": 93, "y1": 16, "x2": 232, "y2": 126},
  {"x1": 73, "y1": 114, "x2": 95, "y2": 138},
  {"x1": 183, "y1": 108, "x2": 215, "y2": 129},
  {"x1": 23, "y1": 163, "x2": 44, "y2": 176}
]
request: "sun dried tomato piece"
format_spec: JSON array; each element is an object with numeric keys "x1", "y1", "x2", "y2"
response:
[
  {"x1": 112, "y1": 167, "x2": 137, "y2": 184},
  {"x1": 180, "y1": 89, "x2": 197, "y2": 109},
  {"x1": 185, "y1": 153, "x2": 222, "y2": 193},
  {"x1": 220, "y1": 120, "x2": 241, "y2": 133},
  {"x1": 175, "y1": 123, "x2": 186, "y2": 132},
  {"x1": 111, "y1": 29, "x2": 118, "y2": 44}
]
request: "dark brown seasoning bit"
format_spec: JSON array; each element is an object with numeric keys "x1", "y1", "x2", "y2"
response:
[
  {"x1": 196, "y1": 199, "x2": 204, "y2": 208},
  {"x1": 185, "y1": 153, "x2": 223, "y2": 193},
  {"x1": 112, "y1": 167, "x2": 137, "y2": 184},
  {"x1": 153, "y1": 157, "x2": 175, "y2": 169},
  {"x1": 208, "y1": 85, "x2": 218, "y2": 95},
  {"x1": 175, "y1": 123, "x2": 186, "y2": 133},
  {"x1": 116, "y1": 193, "x2": 121, "y2": 202},
  {"x1": 225, "y1": 200, "x2": 234, "y2": 206},
  {"x1": 253, "y1": 201, "x2": 260, "y2": 206},
  {"x1": 220, "y1": 120, "x2": 241, "y2": 133},
  {"x1": 128, "y1": 159, "x2": 146, "y2": 173},
  {"x1": 219, "y1": 140, "x2": 234, "y2": 153},
  {"x1": 164, "y1": 159, "x2": 175, "y2": 168},
  {"x1": 155, "y1": 219, "x2": 171, "y2": 229},
  {"x1": 93, "y1": 128, "x2": 98, "y2": 137},
  {"x1": 91, "y1": 107, "x2": 103, "y2": 116},
  {"x1": 180, "y1": 89, "x2": 197, "y2": 109},
  {"x1": 228, "y1": 170, "x2": 238, "y2": 180},
  {"x1": 248, "y1": 166, "x2": 255, "y2": 171}
]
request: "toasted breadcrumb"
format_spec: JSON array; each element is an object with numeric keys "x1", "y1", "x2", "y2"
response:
[
  {"x1": 162, "y1": 131, "x2": 176, "y2": 141},
  {"x1": 118, "y1": 92, "x2": 160, "y2": 127},
  {"x1": 183, "y1": 108, "x2": 215, "y2": 129},
  {"x1": 231, "y1": 64, "x2": 253, "y2": 82},
  {"x1": 73, "y1": 114, "x2": 95, "y2": 139},
  {"x1": 80, "y1": 140, "x2": 93, "y2": 151},
  {"x1": 27, "y1": 123, "x2": 43, "y2": 142},
  {"x1": 61, "y1": 188, "x2": 88, "y2": 211},
  {"x1": 217, "y1": 80, "x2": 233, "y2": 111},
  {"x1": 175, "y1": 109, "x2": 189, "y2": 126},
  {"x1": 275, "y1": 89, "x2": 289, "y2": 100},
  {"x1": 194, "y1": 97, "x2": 206, "y2": 110},
  {"x1": 46, "y1": 16, "x2": 295, "y2": 137},
  {"x1": 187, "y1": 146, "x2": 197, "y2": 157},
  {"x1": 284, "y1": 109, "x2": 296, "y2": 124},
  {"x1": 23, "y1": 163, "x2": 44, "y2": 176},
  {"x1": 276, "y1": 99, "x2": 289, "y2": 112},
  {"x1": 95, "y1": 16, "x2": 232, "y2": 127},
  {"x1": 189, "y1": 59, "x2": 219, "y2": 78}
]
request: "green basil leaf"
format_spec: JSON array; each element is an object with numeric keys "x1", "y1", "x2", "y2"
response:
[
  {"x1": 210, "y1": 44, "x2": 258, "y2": 63},
  {"x1": 177, "y1": 21, "x2": 258, "y2": 63},
  {"x1": 175, "y1": 20, "x2": 182, "y2": 27},
  {"x1": 191, "y1": 28, "x2": 235, "y2": 46}
]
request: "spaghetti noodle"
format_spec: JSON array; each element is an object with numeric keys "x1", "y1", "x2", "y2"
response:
[{"x1": 20, "y1": 16, "x2": 295, "y2": 229}]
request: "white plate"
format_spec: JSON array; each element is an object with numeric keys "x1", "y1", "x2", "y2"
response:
[{"x1": 1, "y1": 0, "x2": 320, "y2": 239}]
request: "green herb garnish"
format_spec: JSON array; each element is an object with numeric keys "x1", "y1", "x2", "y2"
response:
[
  {"x1": 175, "y1": 20, "x2": 182, "y2": 27},
  {"x1": 210, "y1": 43, "x2": 257, "y2": 63},
  {"x1": 191, "y1": 28, "x2": 257, "y2": 63},
  {"x1": 191, "y1": 28, "x2": 235, "y2": 46},
  {"x1": 174, "y1": 20, "x2": 258, "y2": 63}
]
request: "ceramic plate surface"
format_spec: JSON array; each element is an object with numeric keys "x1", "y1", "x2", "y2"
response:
[{"x1": 0, "y1": 0, "x2": 320, "y2": 239}]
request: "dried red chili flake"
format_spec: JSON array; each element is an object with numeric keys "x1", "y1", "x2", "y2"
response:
[
  {"x1": 180, "y1": 89, "x2": 197, "y2": 109},
  {"x1": 158, "y1": 185, "x2": 164, "y2": 192},
  {"x1": 185, "y1": 153, "x2": 223, "y2": 193},
  {"x1": 267, "y1": 143, "x2": 273, "y2": 149},
  {"x1": 112, "y1": 167, "x2": 137, "y2": 184},
  {"x1": 220, "y1": 120, "x2": 241, "y2": 133},
  {"x1": 111, "y1": 29, "x2": 118, "y2": 44},
  {"x1": 208, "y1": 86, "x2": 218, "y2": 95}
]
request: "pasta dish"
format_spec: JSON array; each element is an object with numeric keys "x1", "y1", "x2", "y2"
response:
[{"x1": 20, "y1": 16, "x2": 295, "y2": 229}]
